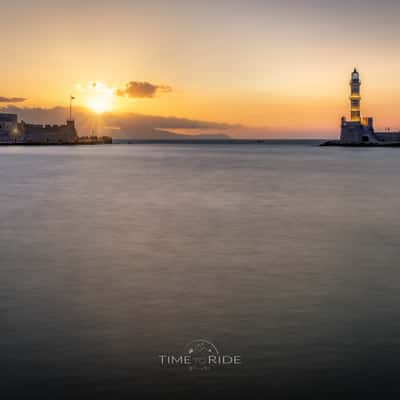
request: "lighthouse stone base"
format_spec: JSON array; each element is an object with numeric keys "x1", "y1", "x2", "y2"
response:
[{"x1": 340, "y1": 120, "x2": 378, "y2": 144}]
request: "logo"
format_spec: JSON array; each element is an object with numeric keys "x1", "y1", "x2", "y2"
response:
[{"x1": 159, "y1": 339, "x2": 241, "y2": 371}]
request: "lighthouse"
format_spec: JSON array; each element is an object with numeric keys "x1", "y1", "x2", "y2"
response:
[
  {"x1": 322, "y1": 68, "x2": 400, "y2": 145},
  {"x1": 339, "y1": 68, "x2": 377, "y2": 143},
  {"x1": 350, "y1": 68, "x2": 361, "y2": 122}
]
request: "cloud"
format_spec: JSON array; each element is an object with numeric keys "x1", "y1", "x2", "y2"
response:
[
  {"x1": 0, "y1": 106, "x2": 239, "y2": 139},
  {"x1": 1, "y1": 106, "x2": 276, "y2": 138},
  {"x1": 115, "y1": 81, "x2": 172, "y2": 99},
  {"x1": 103, "y1": 112, "x2": 240, "y2": 139},
  {"x1": 0, "y1": 96, "x2": 26, "y2": 103}
]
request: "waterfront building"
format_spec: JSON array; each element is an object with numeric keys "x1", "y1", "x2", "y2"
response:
[
  {"x1": 323, "y1": 69, "x2": 400, "y2": 146},
  {"x1": 0, "y1": 113, "x2": 111, "y2": 145},
  {"x1": 0, "y1": 114, "x2": 18, "y2": 143}
]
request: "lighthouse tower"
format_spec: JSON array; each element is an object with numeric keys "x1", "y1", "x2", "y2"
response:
[
  {"x1": 340, "y1": 68, "x2": 376, "y2": 143},
  {"x1": 350, "y1": 68, "x2": 361, "y2": 122}
]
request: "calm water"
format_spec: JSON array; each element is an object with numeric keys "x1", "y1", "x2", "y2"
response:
[{"x1": 2, "y1": 142, "x2": 400, "y2": 398}]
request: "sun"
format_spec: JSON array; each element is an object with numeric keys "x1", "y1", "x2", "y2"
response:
[
  {"x1": 87, "y1": 95, "x2": 112, "y2": 114},
  {"x1": 80, "y1": 81, "x2": 114, "y2": 114}
]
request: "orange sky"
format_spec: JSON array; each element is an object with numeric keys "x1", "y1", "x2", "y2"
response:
[{"x1": 1, "y1": 0, "x2": 400, "y2": 137}]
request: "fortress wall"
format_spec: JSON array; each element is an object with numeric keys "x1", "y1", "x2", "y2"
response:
[{"x1": 22, "y1": 124, "x2": 77, "y2": 144}]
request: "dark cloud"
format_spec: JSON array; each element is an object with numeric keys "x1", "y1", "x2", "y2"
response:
[
  {"x1": 0, "y1": 106, "x2": 76, "y2": 124},
  {"x1": 103, "y1": 112, "x2": 239, "y2": 139},
  {"x1": 105, "y1": 113, "x2": 237, "y2": 131},
  {"x1": 0, "y1": 106, "x2": 273, "y2": 138},
  {"x1": 0, "y1": 96, "x2": 26, "y2": 103},
  {"x1": 0, "y1": 106, "x2": 240, "y2": 139},
  {"x1": 115, "y1": 81, "x2": 172, "y2": 99}
]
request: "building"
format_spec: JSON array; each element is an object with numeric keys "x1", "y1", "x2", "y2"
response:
[
  {"x1": 0, "y1": 113, "x2": 111, "y2": 145},
  {"x1": 21, "y1": 120, "x2": 78, "y2": 144},
  {"x1": 339, "y1": 68, "x2": 379, "y2": 144},
  {"x1": 0, "y1": 113, "x2": 78, "y2": 144},
  {"x1": 323, "y1": 68, "x2": 400, "y2": 145},
  {"x1": 0, "y1": 113, "x2": 18, "y2": 143}
]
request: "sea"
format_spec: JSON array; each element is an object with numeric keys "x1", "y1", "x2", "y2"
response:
[{"x1": 1, "y1": 141, "x2": 400, "y2": 398}]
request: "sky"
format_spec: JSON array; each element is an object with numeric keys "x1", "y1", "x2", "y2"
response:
[{"x1": 1, "y1": 0, "x2": 400, "y2": 138}]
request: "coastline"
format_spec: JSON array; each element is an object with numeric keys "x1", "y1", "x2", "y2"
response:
[
  {"x1": 320, "y1": 140, "x2": 400, "y2": 147},
  {"x1": 0, "y1": 141, "x2": 112, "y2": 146}
]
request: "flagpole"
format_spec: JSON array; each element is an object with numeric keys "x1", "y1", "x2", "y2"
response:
[{"x1": 69, "y1": 95, "x2": 75, "y2": 121}]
